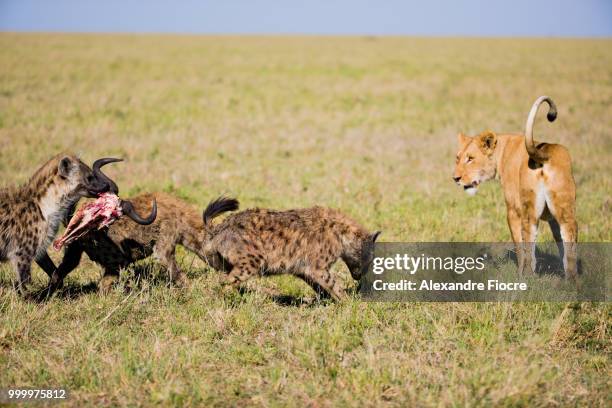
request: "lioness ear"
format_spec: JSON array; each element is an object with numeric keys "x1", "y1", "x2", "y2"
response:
[
  {"x1": 457, "y1": 132, "x2": 471, "y2": 147},
  {"x1": 477, "y1": 131, "x2": 497, "y2": 154},
  {"x1": 58, "y1": 156, "x2": 73, "y2": 178}
]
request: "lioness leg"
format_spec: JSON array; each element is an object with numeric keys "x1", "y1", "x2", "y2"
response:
[
  {"x1": 506, "y1": 208, "x2": 524, "y2": 271},
  {"x1": 520, "y1": 204, "x2": 539, "y2": 275},
  {"x1": 559, "y1": 221, "x2": 578, "y2": 281},
  {"x1": 540, "y1": 160, "x2": 577, "y2": 280},
  {"x1": 553, "y1": 208, "x2": 577, "y2": 281},
  {"x1": 547, "y1": 217, "x2": 565, "y2": 269}
]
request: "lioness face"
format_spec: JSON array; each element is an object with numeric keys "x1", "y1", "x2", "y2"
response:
[{"x1": 453, "y1": 131, "x2": 498, "y2": 195}]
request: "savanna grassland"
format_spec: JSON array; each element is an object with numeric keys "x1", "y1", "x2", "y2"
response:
[{"x1": 0, "y1": 34, "x2": 610, "y2": 406}]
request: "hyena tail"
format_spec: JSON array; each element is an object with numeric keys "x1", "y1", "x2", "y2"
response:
[
  {"x1": 525, "y1": 95, "x2": 557, "y2": 162},
  {"x1": 358, "y1": 231, "x2": 382, "y2": 277},
  {"x1": 203, "y1": 196, "x2": 239, "y2": 228}
]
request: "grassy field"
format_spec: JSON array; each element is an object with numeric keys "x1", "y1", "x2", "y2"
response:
[{"x1": 0, "y1": 34, "x2": 610, "y2": 406}]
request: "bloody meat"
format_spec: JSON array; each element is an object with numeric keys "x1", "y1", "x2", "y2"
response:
[{"x1": 53, "y1": 193, "x2": 123, "y2": 250}]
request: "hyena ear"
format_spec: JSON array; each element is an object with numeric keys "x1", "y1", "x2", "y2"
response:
[
  {"x1": 477, "y1": 130, "x2": 497, "y2": 154},
  {"x1": 457, "y1": 132, "x2": 471, "y2": 147},
  {"x1": 58, "y1": 156, "x2": 73, "y2": 178},
  {"x1": 371, "y1": 231, "x2": 381, "y2": 242}
]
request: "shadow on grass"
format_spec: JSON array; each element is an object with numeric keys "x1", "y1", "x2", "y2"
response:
[
  {"x1": 236, "y1": 286, "x2": 326, "y2": 307},
  {"x1": 23, "y1": 263, "x2": 187, "y2": 303},
  {"x1": 9, "y1": 263, "x2": 338, "y2": 307},
  {"x1": 19, "y1": 281, "x2": 100, "y2": 303},
  {"x1": 505, "y1": 247, "x2": 583, "y2": 277}
]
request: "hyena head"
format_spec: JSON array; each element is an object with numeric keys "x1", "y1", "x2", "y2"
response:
[
  {"x1": 38, "y1": 154, "x2": 121, "y2": 203},
  {"x1": 50, "y1": 155, "x2": 121, "y2": 200},
  {"x1": 343, "y1": 231, "x2": 381, "y2": 280}
]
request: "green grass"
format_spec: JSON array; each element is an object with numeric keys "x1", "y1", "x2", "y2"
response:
[{"x1": 0, "y1": 34, "x2": 611, "y2": 406}]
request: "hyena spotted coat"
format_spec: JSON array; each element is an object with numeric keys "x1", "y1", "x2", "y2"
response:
[
  {"x1": 0, "y1": 154, "x2": 119, "y2": 291},
  {"x1": 49, "y1": 192, "x2": 228, "y2": 293},
  {"x1": 202, "y1": 197, "x2": 381, "y2": 301}
]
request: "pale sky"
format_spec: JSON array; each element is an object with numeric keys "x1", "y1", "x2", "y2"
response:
[{"x1": 0, "y1": 0, "x2": 610, "y2": 37}]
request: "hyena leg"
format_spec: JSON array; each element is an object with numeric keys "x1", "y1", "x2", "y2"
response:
[
  {"x1": 11, "y1": 255, "x2": 33, "y2": 293},
  {"x1": 99, "y1": 266, "x2": 121, "y2": 294},
  {"x1": 222, "y1": 258, "x2": 260, "y2": 290},
  {"x1": 49, "y1": 243, "x2": 84, "y2": 291},
  {"x1": 153, "y1": 238, "x2": 185, "y2": 286},
  {"x1": 301, "y1": 268, "x2": 347, "y2": 302},
  {"x1": 295, "y1": 272, "x2": 332, "y2": 300},
  {"x1": 35, "y1": 251, "x2": 57, "y2": 278}
]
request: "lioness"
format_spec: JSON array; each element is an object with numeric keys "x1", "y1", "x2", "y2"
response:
[{"x1": 453, "y1": 96, "x2": 577, "y2": 280}]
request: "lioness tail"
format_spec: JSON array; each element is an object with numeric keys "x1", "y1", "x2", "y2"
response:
[{"x1": 525, "y1": 95, "x2": 557, "y2": 162}]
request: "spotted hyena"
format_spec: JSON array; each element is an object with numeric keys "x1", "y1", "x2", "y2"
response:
[
  {"x1": 0, "y1": 154, "x2": 120, "y2": 292},
  {"x1": 201, "y1": 197, "x2": 381, "y2": 301}
]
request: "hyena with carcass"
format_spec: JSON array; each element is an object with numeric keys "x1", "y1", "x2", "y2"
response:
[
  {"x1": 48, "y1": 193, "x2": 380, "y2": 301},
  {"x1": 48, "y1": 192, "x2": 225, "y2": 294},
  {"x1": 0, "y1": 154, "x2": 121, "y2": 292},
  {"x1": 201, "y1": 197, "x2": 381, "y2": 301}
]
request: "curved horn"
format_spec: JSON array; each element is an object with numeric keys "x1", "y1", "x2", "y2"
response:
[
  {"x1": 121, "y1": 199, "x2": 157, "y2": 225},
  {"x1": 525, "y1": 96, "x2": 557, "y2": 162},
  {"x1": 92, "y1": 158, "x2": 123, "y2": 194}
]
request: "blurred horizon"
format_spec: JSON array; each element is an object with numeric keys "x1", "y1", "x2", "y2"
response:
[{"x1": 0, "y1": 0, "x2": 610, "y2": 38}]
